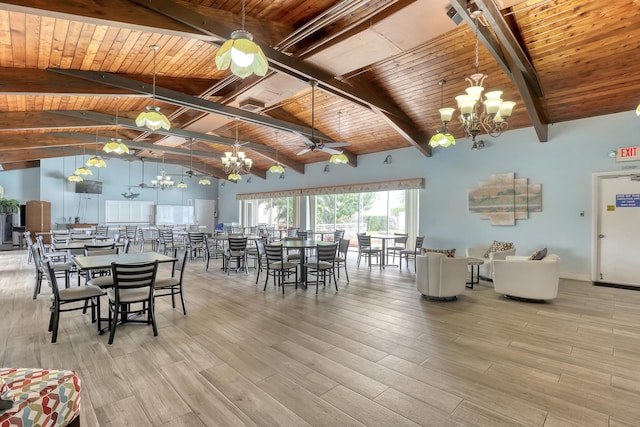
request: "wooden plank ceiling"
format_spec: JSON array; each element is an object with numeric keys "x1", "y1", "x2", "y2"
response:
[{"x1": 0, "y1": 0, "x2": 638, "y2": 180}]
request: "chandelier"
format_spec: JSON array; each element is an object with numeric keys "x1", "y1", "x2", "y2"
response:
[
  {"x1": 152, "y1": 169, "x2": 174, "y2": 190},
  {"x1": 214, "y1": 0, "x2": 268, "y2": 79},
  {"x1": 442, "y1": 16, "x2": 516, "y2": 146},
  {"x1": 221, "y1": 123, "x2": 252, "y2": 181}
]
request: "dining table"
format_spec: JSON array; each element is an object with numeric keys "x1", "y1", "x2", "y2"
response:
[
  {"x1": 272, "y1": 239, "x2": 335, "y2": 286},
  {"x1": 72, "y1": 251, "x2": 177, "y2": 272},
  {"x1": 52, "y1": 239, "x2": 122, "y2": 252},
  {"x1": 370, "y1": 234, "x2": 401, "y2": 268}
]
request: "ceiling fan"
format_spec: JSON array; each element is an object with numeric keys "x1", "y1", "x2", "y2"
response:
[{"x1": 297, "y1": 80, "x2": 351, "y2": 156}]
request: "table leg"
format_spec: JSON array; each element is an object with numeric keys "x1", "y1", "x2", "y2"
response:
[{"x1": 466, "y1": 265, "x2": 479, "y2": 288}]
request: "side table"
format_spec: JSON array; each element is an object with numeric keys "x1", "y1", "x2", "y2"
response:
[{"x1": 467, "y1": 257, "x2": 485, "y2": 288}]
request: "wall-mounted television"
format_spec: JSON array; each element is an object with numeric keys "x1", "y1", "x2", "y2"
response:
[{"x1": 75, "y1": 180, "x2": 103, "y2": 194}]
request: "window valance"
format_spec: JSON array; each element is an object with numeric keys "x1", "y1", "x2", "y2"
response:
[{"x1": 236, "y1": 178, "x2": 424, "y2": 200}]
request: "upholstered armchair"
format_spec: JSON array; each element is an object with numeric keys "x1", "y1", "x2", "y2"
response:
[
  {"x1": 466, "y1": 242, "x2": 516, "y2": 280},
  {"x1": 416, "y1": 252, "x2": 468, "y2": 300},
  {"x1": 493, "y1": 254, "x2": 560, "y2": 301}
]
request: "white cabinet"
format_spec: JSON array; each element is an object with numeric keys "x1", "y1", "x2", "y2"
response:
[{"x1": 105, "y1": 200, "x2": 155, "y2": 224}]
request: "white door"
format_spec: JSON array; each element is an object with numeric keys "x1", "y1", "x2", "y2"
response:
[
  {"x1": 195, "y1": 199, "x2": 216, "y2": 234},
  {"x1": 595, "y1": 173, "x2": 640, "y2": 286}
]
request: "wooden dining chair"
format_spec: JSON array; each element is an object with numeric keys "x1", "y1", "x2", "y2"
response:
[
  {"x1": 107, "y1": 260, "x2": 159, "y2": 345},
  {"x1": 42, "y1": 259, "x2": 103, "y2": 343}
]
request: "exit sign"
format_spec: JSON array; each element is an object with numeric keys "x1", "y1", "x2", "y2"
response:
[{"x1": 616, "y1": 146, "x2": 639, "y2": 162}]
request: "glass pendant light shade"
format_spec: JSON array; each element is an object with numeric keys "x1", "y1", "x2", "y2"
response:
[
  {"x1": 429, "y1": 132, "x2": 456, "y2": 148},
  {"x1": 215, "y1": 30, "x2": 268, "y2": 79},
  {"x1": 68, "y1": 174, "x2": 83, "y2": 182},
  {"x1": 438, "y1": 108, "x2": 455, "y2": 123},
  {"x1": 86, "y1": 156, "x2": 107, "y2": 168},
  {"x1": 74, "y1": 166, "x2": 93, "y2": 176},
  {"x1": 636, "y1": 103, "x2": 640, "y2": 116},
  {"x1": 103, "y1": 138, "x2": 129, "y2": 154},
  {"x1": 228, "y1": 173, "x2": 242, "y2": 181},
  {"x1": 498, "y1": 101, "x2": 516, "y2": 119},
  {"x1": 198, "y1": 177, "x2": 211, "y2": 185},
  {"x1": 136, "y1": 106, "x2": 171, "y2": 130},
  {"x1": 329, "y1": 153, "x2": 349, "y2": 164},
  {"x1": 269, "y1": 164, "x2": 285, "y2": 174},
  {"x1": 177, "y1": 180, "x2": 188, "y2": 189}
]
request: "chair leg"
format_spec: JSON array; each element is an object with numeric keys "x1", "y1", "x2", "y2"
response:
[
  {"x1": 179, "y1": 288, "x2": 187, "y2": 316},
  {"x1": 108, "y1": 303, "x2": 119, "y2": 345},
  {"x1": 33, "y1": 273, "x2": 42, "y2": 299},
  {"x1": 50, "y1": 307, "x2": 60, "y2": 343},
  {"x1": 150, "y1": 298, "x2": 158, "y2": 336}
]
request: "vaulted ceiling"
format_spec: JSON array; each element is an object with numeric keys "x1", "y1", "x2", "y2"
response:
[{"x1": 0, "y1": 0, "x2": 638, "y2": 179}]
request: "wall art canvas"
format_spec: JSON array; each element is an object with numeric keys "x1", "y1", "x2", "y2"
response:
[{"x1": 469, "y1": 173, "x2": 542, "y2": 225}]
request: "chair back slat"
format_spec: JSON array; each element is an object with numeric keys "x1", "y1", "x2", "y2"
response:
[
  {"x1": 316, "y1": 243, "x2": 338, "y2": 262},
  {"x1": 228, "y1": 237, "x2": 248, "y2": 251},
  {"x1": 111, "y1": 261, "x2": 158, "y2": 290}
]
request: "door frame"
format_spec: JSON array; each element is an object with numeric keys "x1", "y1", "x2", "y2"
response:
[{"x1": 591, "y1": 170, "x2": 640, "y2": 283}]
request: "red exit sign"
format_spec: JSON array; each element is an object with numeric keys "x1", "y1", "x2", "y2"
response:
[{"x1": 616, "y1": 146, "x2": 640, "y2": 162}]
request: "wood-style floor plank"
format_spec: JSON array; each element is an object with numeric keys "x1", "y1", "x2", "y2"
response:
[{"x1": 2, "y1": 248, "x2": 640, "y2": 426}]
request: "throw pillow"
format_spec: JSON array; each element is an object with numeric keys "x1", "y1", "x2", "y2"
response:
[
  {"x1": 425, "y1": 248, "x2": 456, "y2": 258},
  {"x1": 483, "y1": 240, "x2": 514, "y2": 258},
  {"x1": 529, "y1": 247, "x2": 547, "y2": 261}
]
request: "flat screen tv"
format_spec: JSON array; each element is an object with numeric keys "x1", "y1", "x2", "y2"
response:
[{"x1": 75, "y1": 180, "x2": 103, "y2": 194}]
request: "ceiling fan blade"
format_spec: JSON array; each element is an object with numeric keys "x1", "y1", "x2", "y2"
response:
[
  {"x1": 320, "y1": 147, "x2": 343, "y2": 155},
  {"x1": 323, "y1": 142, "x2": 351, "y2": 148},
  {"x1": 297, "y1": 147, "x2": 312, "y2": 156}
]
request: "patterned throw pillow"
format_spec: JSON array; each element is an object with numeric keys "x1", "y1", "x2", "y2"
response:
[
  {"x1": 425, "y1": 248, "x2": 456, "y2": 258},
  {"x1": 529, "y1": 247, "x2": 547, "y2": 260},
  {"x1": 483, "y1": 240, "x2": 514, "y2": 258}
]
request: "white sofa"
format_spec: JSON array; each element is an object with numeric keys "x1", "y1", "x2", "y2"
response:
[
  {"x1": 492, "y1": 254, "x2": 560, "y2": 301},
  {"x1": 416, "y1": 252, "x2": 468, "y2": 300},
  {"x1": 465, "y1": 244, "x2": 516, "y2": 280}
]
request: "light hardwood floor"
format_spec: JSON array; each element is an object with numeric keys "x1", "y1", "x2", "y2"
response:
[{"x1": 2, "y1": 248, "x2": 640, "y2": 426}]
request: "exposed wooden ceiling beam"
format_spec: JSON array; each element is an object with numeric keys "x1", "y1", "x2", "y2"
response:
[
  {"x1": 48, "y1": 110, "x2": 305, "y2": 175},
  {"x1": 0, "y1": 67, "x2": 219, "y2": 97},
  {"x1": 0, "y1": 0, "x2": 219, "y2": 42},
  {"x1": 48, "y1": 68, "x2": 333, "y2": 144},
  {"x1": 129, "y1": 0, "x2": 431, "y2": 157},
  {"x1": 449, "y1": 0, "x2": 548, "y2": 142}
]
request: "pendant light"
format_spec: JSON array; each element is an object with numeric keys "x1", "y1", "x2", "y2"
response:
[
  {"x1": 329, "y1": 111, "x2": 349, "y2": 164},
  {"x1": 136, "y1": 45, "x2": 171, "y2": 130},
  {"x1": 74, "y1": 147, "x2": 93, "y2": 176},
  {"x1": 68, "y1": 156, "x2": 83, "y2": 182},
  {"x1": 87, "y1": 131, "x2": 107, "y2": 168},
  {"x1": 103, "y1": 97, "x2": 130, "y2": 154},
  {"x1": 429, "y1": 79, "x2": 456, "y2": 148},
  {"x1": 269, "y1": 131, "x2": 285, "y2": 174},
  {"x1": 214, "y1": 0, "x2": 269, "y2": 79}
]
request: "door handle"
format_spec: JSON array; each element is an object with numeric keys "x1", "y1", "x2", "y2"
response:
[{"x1": 598, "y1": 234, "x2": 605, "y2": 238}]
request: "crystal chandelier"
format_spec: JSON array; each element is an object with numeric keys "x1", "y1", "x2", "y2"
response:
[
  {"x1": 442, "y1": 17, "x2": 516, "y2": 146},
  {"x1": 221, "y1": 123, "x2": 252, "y2": 181}
]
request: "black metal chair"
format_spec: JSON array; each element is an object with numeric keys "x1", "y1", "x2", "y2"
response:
[
  {"x1": 305, "y1": 243, "x2": 339, "y2": 294},
  {"x1": 42, "y1": 259, "x2": 103, "y2": 343},
  {"x1": 205, "y1": 234, "x2": 226, "y2": 272},
  {"x1": 154, "y1": 249, "x2": 188, "y2": 315},
  {"x1": 106, "y1": 260, "x2": 159, "y2": 345},
  {"x1": 387, "y1": 232, "x2": 408, "y2": 263},
  {"x1": 187, "y1": 231, "x2": 206, "y2": 261},
  {"x1": 264, "y1": 244, "x2": 298, "y2": 294},
  {"x1": 356, "y1": 234, "x2": 381, "y2": 270},
  {"x1": 225, "y1": 237, "x2": 248, "y2": 275},
  {"x1": 334, "y1": 238, "x2": 350, "y2": 283},
  {"x1": 400, "y1": 236, "x2": 425, "y2": 271}
]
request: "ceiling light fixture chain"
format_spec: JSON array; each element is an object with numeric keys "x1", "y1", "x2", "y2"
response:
[
  {"x1": 214, "y1": 0, "x2": 268, "y2": 79},
  {"x1": 136, "y1": 45, "x2": 171, "y2": 130},
  {"x1": 436, "y1": 13, "x2": 517, "y2": 149}
]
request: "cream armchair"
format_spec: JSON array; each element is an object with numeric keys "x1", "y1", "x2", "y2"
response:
[
  {"x1": 466, "y1": 244, "x2": 516, "y2": 280},
  {"x1": 416, "y1": 252, "x2": 468, "y2": 300},
  {"x1": 493, "y1": 254, "x2": 560, "y2": 301}
]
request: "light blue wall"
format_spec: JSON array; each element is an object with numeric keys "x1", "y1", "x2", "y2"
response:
[
  {"x1": 0, "y1": 168, "x2": 40, "y2": 201},
  {"x1": 0, "y1": 157, "x2": 218, "y2": 226},
  {"x1": 217, "y1": 111, "x2": 639, "y2": 280}
]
